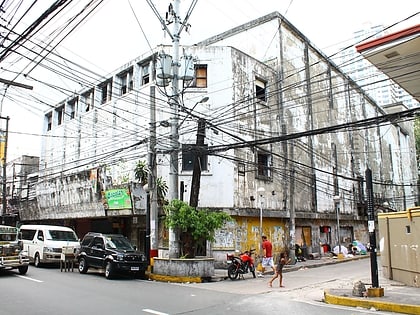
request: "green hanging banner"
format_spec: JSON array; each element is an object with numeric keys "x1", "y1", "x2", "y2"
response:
[{"x1": 104, "y1": 188, "x2": 132, "y2": 210}]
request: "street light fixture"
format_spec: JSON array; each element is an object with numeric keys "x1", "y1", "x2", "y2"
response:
[{"x1": 178, "y1": 96, "x2": 209, "y2": 128}]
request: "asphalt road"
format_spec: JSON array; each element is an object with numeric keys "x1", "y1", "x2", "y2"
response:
[{"x1": 0, "y1": 259, "x2": 395, "y2": 315}]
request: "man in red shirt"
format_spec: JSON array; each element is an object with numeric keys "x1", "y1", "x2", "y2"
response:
[{"x1": 259, "y1": 235, "x2": 275, "y2": 277}]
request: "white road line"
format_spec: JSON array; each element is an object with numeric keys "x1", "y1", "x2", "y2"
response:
[
  {"x1": 142, "y1": 309, "x2": 169, "y2": 315},
  {"x1": 17, "y1": 275, "x2": 43, "y2": 283}
]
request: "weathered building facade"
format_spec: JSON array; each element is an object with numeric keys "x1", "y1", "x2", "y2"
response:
[
  {"x1": 2, "y1": 155, "x2": 39, "y2": 225},
  {"x1": 15, "y1": 12, "x2": 417, "y2": 263}
]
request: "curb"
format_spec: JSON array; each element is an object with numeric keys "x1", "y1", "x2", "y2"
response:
[
  {"x1": 147, "y1": 271, "x2": 203, "y2": 283},
  {"x1": 324, "y1": 289, "x2": 420, "y2": 315}
]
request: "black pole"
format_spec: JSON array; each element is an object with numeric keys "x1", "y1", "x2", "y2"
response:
[
  {"x1": 145, "y1": 192, "x2": 151, "y2": 264},
  {"x1": 189, "y1": 118, "x2": 206, "y2": 208},
  {"x1": 365, "y1": 168, "x2": 379, "y2": 288}
]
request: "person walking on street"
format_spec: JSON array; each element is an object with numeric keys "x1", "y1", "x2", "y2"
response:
[
  {"x1": 259, "y1": 235, "x2": 275, "y2": 277},
  {"x1": 268, "y1": 252, "x2": 291, "y2": 287}
]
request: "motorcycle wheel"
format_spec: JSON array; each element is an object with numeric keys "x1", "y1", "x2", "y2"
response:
[
  {"x1": 249, "y1": 264, "x2": 256, "y2": 278},
  {"x1": 227, "y1": 264, "x2": 239, "y2": 280}
]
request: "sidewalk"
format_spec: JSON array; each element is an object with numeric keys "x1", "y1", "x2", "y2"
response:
[{"x1": 210, "y1": 255, "x2": 420, "y2": 315}]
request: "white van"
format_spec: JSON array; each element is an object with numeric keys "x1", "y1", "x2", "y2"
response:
[{"x1": 18, "y1": 224, "x2": 80, "y2": 267}]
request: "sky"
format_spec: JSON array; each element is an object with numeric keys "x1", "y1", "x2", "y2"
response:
[{"x1": 1, "y1": 0, "x2": 419, "y2": 161}]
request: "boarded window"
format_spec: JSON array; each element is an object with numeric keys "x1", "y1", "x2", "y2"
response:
[{"x1": 193, "y1": 65, "x2": 207, "y2": 88}]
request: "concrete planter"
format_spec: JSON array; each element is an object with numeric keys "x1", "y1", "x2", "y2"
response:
[{"x1": 152, "y1": 257, "x2": 215, "y2": 282}]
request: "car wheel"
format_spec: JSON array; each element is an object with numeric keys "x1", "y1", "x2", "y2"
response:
[
  {"x1": 78, "y1": 257, "x2": 88, "y2": 274},
  {"x1": 34, "y1": 253, "x2": 41, "y2": 268},
  {"x1": 135, "y1": 270, "x2": 146, "y2": 280},
  {"x1": 18, "y1": 265, "x2": 28, "y2": 275},
  {"x1": 105, "y1": 261, "x2": 114, "y2": 279}
]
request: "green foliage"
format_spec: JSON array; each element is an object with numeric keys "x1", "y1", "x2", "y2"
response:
[
  {"x1": 164, "y1": 199, "x2": 232, "y2": 242},
  {"x1": 134, "y1": 160, "x2": 148, "y2": 185},
  {"x1": 134, "y1": 160, "x2": 168, "y2": 205},
  {"x1": 156, "y1": 177, "x2": 168, "y2": 205}
]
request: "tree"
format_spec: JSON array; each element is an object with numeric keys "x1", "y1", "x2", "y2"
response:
[
  {"x1": 164, "y1": 199, "x2": 232, "y2": 258},
  {"x1": 134, "y1": 160, "x2": 148, "y2": 186},
  {"x1": 156, "y1": 177, "x2": 168, "y2": 206},
  {"x1": 134, "y1": 159, "x2": 168, "y2": 205}
]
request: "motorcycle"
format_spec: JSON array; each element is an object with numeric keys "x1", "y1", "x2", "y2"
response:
[
  {"x1": 226, "y1": 248, "x2": 256, "y2": 280},
  {"x1": 295, "y1": 244, "x2": 306, "y2": 262}
]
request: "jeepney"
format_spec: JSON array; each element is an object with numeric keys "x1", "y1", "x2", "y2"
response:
[{"x1": 0, "y1": 225, "x2": 29, "y2": 274}]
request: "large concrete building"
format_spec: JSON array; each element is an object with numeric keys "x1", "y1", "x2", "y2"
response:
[{"x1": 14, "y1": 12, "x2": 417, "y2": 263}]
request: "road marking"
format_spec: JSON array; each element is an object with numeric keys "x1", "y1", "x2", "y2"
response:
[
  {"x1": 142, "y1": 309, "x2": 169, "y2": 315},
  {"x1": 17, "y1": 275, "x2": 43, "y2": 283}
]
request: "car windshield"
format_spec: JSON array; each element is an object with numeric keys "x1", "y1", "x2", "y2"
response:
[
  {"x1": 0, "y1": 233, "x2": 16, "y2": 242},
  {"x1": 47, "y1": 230, "x2": 78, "y2": 241},
  {"x1": 105, "y1": 236, "x2": 134, "y2": 251},
  {"x1": 0, "y1": 226, "x2": 17, "y2": 242}
]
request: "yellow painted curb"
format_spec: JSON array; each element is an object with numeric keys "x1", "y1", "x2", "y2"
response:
[
  {"x1": 324, "y1": 290, "x2": 420, "y2": 315},
  {"x1": 147, "y1": 272, "x2": 202, "y2": 283}
]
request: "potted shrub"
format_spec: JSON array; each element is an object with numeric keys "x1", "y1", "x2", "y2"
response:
[{"x1": 164, "y1": 199, "x2": 232, "y2": 258}]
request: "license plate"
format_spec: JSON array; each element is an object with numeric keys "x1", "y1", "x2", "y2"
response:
[{"x1": 131, "y1": 266, "x2": 140, "y2": 271}]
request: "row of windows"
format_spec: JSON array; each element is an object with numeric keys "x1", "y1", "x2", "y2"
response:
[
  {"x1": 46, "y1": 64, "x2": 270, "y2": 132},
  {"x1": 45, "y1": 61, "x2": 209, "y2": 131}
]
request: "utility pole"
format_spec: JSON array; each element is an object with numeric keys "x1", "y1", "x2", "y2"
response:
[
  {"x1": 366, "y1": 168, "x2": 379, "y2": 288},
  {"x1": 189, "y1": 118, "x2": 205, "y2": 208},
  {"x1": 0, "y1": 79, "x2": 30, "y2": 225},
  {"x1": 167, "y1": 0, "x2": 181, "y2": 258},
  {"x1": 289, "y1": 140, "x2": 296, "y2": 264},
  {"x1": 148, "y1": 86, "x2": 158, "y2": 260},
  {"x1": 147, "y1": 0, "x2": 198, "y2": 258},
  {"x1": 0, "y1": 116, "x2": 10, "y2": 224}
]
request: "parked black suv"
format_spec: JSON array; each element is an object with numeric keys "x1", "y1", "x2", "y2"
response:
[{"x1": 77, "y1": 232, "x2": 147, "y2": 279}]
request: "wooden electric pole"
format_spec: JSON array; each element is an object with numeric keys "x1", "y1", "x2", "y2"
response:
[{"x1": 189, "y1": 118, "x2": 206, "y2": 208}]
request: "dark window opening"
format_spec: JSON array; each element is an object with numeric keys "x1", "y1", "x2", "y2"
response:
[
  {"x1": 238, "y1": 162, "x2": 245, "y2": 175},
  {"x1": 255, "y1": 78, "x2": 267, "y2": 102},
  {"x1": 68, "y1": 97, "x2": 77, "y2": 120},
  {"x1": 46, "y1": 112, "x2": 52, "y2": 131},
  {"x1": 142, "y1": 64, "x2": 150, "y2": 85},
  {"x1": 118, "y1": 67, "x2": 134, "y2": 95},
  {"x1": 100, "y1": 79, "x2": 112, "y2": 104},
  {"x1": 257, "y1": 152, "x2": 271, "y2": 178},
  {"x1": 82, "y1": 89, "x2": 94, "y2": 112},
  {"x1": 182, "y1": 146, "x2": 208, "y2": 171},
  {"x1": 56, "y1": 106, "x2": 64, "y2": 126}
]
